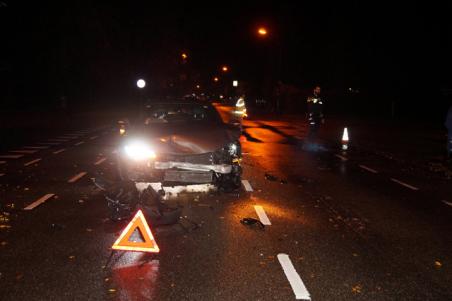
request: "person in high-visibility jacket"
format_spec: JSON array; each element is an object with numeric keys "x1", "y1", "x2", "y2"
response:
[
  {"x1": 306, "y1": 86, "x2": 324, "y2": 140},
  {"x1": 445, "y1": 104, "x2": 452, "y2": 158}
]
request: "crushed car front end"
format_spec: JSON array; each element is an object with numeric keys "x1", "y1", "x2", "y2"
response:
[{"x1": 117, "y1": 139, "x2": 242, "y2": 189}]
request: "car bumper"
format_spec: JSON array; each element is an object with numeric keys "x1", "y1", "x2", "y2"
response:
[{"x1": 118, "y1": 160, "x2": 233, "y2": 184}]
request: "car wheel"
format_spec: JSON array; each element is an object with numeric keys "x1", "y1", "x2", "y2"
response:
[{"x1": 218, "y1": 164, "x2": 242, "y2": 192}]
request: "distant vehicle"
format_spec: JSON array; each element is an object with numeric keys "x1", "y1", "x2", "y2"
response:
[{"x1": 116, "y1": 101, "x2": 242, "y2": 191}]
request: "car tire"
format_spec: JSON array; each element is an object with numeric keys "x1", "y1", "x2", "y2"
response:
[{"x1": 218, "y1": 164, "x2": 242, "y2": 192}]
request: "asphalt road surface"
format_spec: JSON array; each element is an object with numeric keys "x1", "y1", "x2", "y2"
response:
[{"x1": 1, "y1": 113, "x2": 452, "y2": 300}]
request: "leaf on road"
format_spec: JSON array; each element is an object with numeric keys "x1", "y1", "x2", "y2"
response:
[
  {"x1": 352, "y1": 284, "x2": 362, "y2": 294},
  {"x1": 435, "y1": 261, "x2": 442, "y2": 268},
  {"x1": 68, "y1": 255, "x2": 75, "y2": 260},
  {"x1": 108, "y1": 288, "x2": 116, "y2": 293}
]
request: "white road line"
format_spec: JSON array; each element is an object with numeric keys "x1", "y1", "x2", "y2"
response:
[
  {"x1": 39, "y1": 142, "x2": 60, "y2": 145},
  {"x1": 0, "y1": 154, "x2": 24, "y2": 159},
  {"x1": 25, "y1": 146, "x2": 50, "y2": 149},
  {"x1": 58, "y1": 136, "x2": 75, "y2": 139},
  {"x1": 89, "y1": 135, "x2": 98, "y2": 140},
  {"x1": 24, "y1": 158, "x2": 42, "y2": 166},
  {"x1": 24, "y1": 193, "x2": 55, "y2": 210},
  {"x1": 390, "y1": 178, "x2": 419, "y2": 191},
  {"x1": 53, "y1": 148, "x2": 66, "y2": 154},
  {"x1": 94, "y1": 157, "x2": 107, "y2": 165},
  {"x1": 254, "y1": 205, "x2": 271, "y2": 225},
  {"x1": 242, "y1": 179, "x2": 253, "y2": 192},
  {"x1": 441, "y1": 200, "x2": 452, "y2": 207},
  {"x1": 68, "y1": 171, "x2": 88, "y2": 183},
  {"x1": 75, "y1": 141, "x2": 85, "y2": 146},
  {"x1": 277, "y1": 254, "x2": 311, "y2": 300},
  {"x1": 359, "y1": 164, "x2": 378, "y2": 174},
  {"x1": 335, "y1": 154, "x2": 348, "y2": 161},
  {"x1": 10, "y1": 150, "x2": 38, "y2": 154}
]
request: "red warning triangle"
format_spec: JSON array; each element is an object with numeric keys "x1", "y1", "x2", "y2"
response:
[{"x1": 112, "y1": 210, "x2": 160, "y2": 253}]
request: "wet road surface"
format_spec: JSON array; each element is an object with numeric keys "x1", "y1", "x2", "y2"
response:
[{"x1": 0, "y1": 115, "x2": 452, "y2": 300}]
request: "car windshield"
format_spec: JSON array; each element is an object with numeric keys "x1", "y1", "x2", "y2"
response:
[{"x1": 142, "y1": 103, "x2": 221, "y2": 124}]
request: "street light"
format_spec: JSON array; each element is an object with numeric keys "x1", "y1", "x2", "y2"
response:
[
  {"x1": 221, "y1": 66, "x2": 229, "y2": 72},
  {"x1": 181, "y1": 53, "x2": 188, "y2": 60},
  {"x1": 137, "y1": 79, "x2": 146, "y2": 89},
  {"x1": 213, "y1": 77, "x2": 219, "y2": 82},
  {"x1": 257, "y1": 27, "x2": 268, "y2": 36}
]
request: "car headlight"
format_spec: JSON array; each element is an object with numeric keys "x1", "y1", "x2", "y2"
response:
[{"x1": 124, "y1": 141, "x2": 156, "y2": 161}]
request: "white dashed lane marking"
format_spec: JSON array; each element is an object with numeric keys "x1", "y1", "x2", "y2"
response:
[
  {"x1": 68, "y1": 172, "x2": 88, "y2": 183},
  {"x1": 335, "y1": 154, "x2": 348, "y2": 161},
  {"x1": 39, "y1": 142, "x2": 60, "y2": 145},
  {"x1": 24, "y1": 158, "x2": 42, "y2": 166},
  {"x1": 0, "y1": 154, "x2": 24, "y2": 159},
  {"x1": 24, "y1": 193, "x2": 55, "y2": 210},
  {"x1": 442, "y1": 200, "x2": 452, "y2": 207},
  {"x1": 75, "y1": 141, "x2": 85, "y2": 146},
  {"x1": 58, "y1": 136, "x2": 75, "y2": 139},
  {"x1": 11, "y1": 150, "x2": 38, "y2": 154},
  {"x1": 277, "y1": 254, "x2": 311, "y2": 300},
  {"x1": 242, "y1": 180, "x2": 253, "y2": 191},
  {"x1": 359, "y1": 164, "x2": 378, "y2": 174},
  {"x1": 390, "y1": 178, "x2": 419, "y2": 191},
  {"x1": 53, "y1": 149, "x2": 66, "y2": 154},
  {"x1": 24, "y1": 146, "x2": 49, "y2": 150},
  {"x1": 254, "y1": 205, "x2": 271, "y2": 225},
  {"x1": 94, "y1": 157, "x2": 107, "y2": 165}
]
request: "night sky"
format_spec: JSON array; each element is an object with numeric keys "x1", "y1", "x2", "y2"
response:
[{"x1": 1, "y1": 1, "x2": 451, "y2": 114}]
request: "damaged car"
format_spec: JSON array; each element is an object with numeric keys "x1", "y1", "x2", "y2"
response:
[{"x1": 116, "y1": 101, "x2": 242, "y2": 192}]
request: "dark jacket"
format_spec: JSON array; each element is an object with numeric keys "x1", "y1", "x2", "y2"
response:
[{"x1": 307, "y1": 94, "x2": 324, "y2": 123}]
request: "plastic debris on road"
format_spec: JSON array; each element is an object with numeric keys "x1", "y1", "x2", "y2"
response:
[{"x1": 240, "y1": 217, "x2": 265, "y2": 230}]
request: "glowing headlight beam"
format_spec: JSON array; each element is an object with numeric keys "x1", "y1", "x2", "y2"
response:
[{"x1": 124, "y1": 141, "x2": 156, "y2": 161}]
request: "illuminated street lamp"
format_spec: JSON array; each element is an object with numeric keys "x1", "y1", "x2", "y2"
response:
[
  {"x1": 196, "y1": 84, "x2": 200, "y2": 89},
  {"x1": 137, "y1": 79, "x2": 146, "y2": 89},
  {"x1": 213, "y1": 77, "x2": 219, "y2": 82},
  {"x1": 181, "y1": 53, "x2": 188, "y2": 60},
  {"x1": 233, "y1": 80, "x2": 238, "y2": 87},
  {"x1": 257, "y1": 27, "x2": 268, "y2": 36},
  {"x1": 221, "y1": 66, "x2": 229, "y2": 72}
]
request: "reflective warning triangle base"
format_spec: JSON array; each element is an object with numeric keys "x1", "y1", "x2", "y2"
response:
[{"x1": 112, "y1": 210, "x2": 160, "y2": 253}]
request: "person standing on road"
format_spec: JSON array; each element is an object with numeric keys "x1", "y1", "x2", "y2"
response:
[
  {"x1": 445, "y1": 104, "x2": 452, "y2": 159},
  {"x1": 306, "y1": 85, "x2": 325, "y2": 140}
]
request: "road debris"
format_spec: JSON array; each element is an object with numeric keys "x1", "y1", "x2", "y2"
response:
[
  {"x1": 240, "y1": 217, "x2": 265, "y2": 229},
  {"x1": 264, "y1": 173, "x2": 278, "y2": 181},
  {"x1": 351, "y1": 284, "x2": 362, "y2": 294}
]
